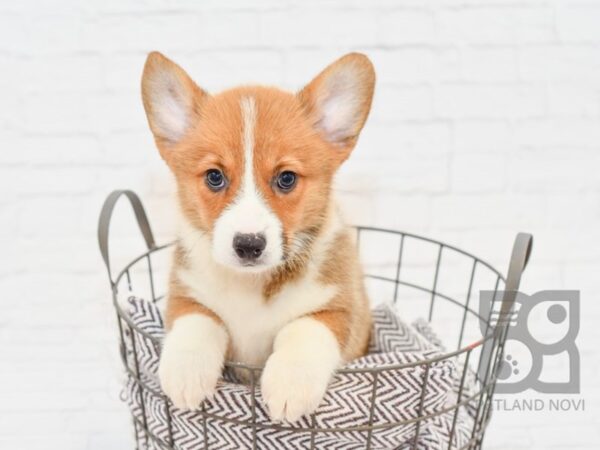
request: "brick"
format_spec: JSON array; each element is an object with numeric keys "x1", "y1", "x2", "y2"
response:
[
  {"x1": 15, "y1": 237, "x2": 98, "y2": 273},
  {"x1": 6, "y1": 135, "x2": 103, "y2": 165},
  {"x1": 548, "y1": 82, "x2": 600, "y2": 117},
  {"x1": 561, "y1": 228, "x2": 600, "y2": 263},
  {"x1": 17, "y1": 197, "x2": 85, "y2": 237},
  {"x1": 20, "y1": 14, "x2": 87, "y2": 55},
  {"x1": 514, "y1": 5, "x2": 557, "y2": 44},
  {"x1": 103, "y1": 53, "x2": 148, "y2": 92},
  {"x1": 0, "y1": 55, "x2": 19, "y2": 89},
  {"x1": 450, "y1": 153, "x2": 506, "y2": 193},
  {"x1": 6, "y1": 167, "x2": 96, "y2": 195},
  {"x1": 0, "y1": 201, "x2": 17, "y2": 237},
  {"x1": 372, "y1": 193, "x2": 432, "y2": 229},
  {"x1": 282, "y1": 49, "x2": 347, "y2": 88},
  {"x1": 371, "y1": 85, "x2": 434, "y2": 121},
  {"x1": 462, "y1": 47, "x2": 518, "y2": 82},
  {"x1": 509, "y1": 149, "x2": 595, "y2": 193},
  {"x1": 92, "y1": 166, "x2": 154, "y2": 197},
  {"x1": 0, "y1": 436, "x2": 88, "y2": 450},
  {"x1": 435, "y1": 83, "x2": 546, "y2": 119},
  {"x1": 518, "y1": 45, "x2": 600, "y2": 81},
  {"x1": 557, "y1": 2, "x2": 600, "y2": 42},
  {"x1": 0, "y1": 237, "x2": 22, "y2": 275},
  {"x1": 103, "y1": 131, "x2": 154, "y2": 165},
  {"x1": 23, "y1": 92, "x2": 92, "y2": 134},
  {"x1": 88, "y1": 431, "x2": 135, "y2": 450},
  {"x1": 358, "y1": 122, "x2": 451, "y2": 160},
  {"x1": 431, "y1": 193, "x2": 546, "y2": 230},
  {"x1": 0, "y1": 412, "x2": 67, "y2": 435},
  {"x1": 260, "y1": 10, "x2": 378, "y2": 47},
  {"x1": 514, "y1": 118, "x2": 600, "y2": 149},
  {"x1": 564, "y1": 262, "x2": 600, "y2": 296},
  {"x1": 86, "y1": 92, "x2": 147, "y2": 133},
  {"x1": 454, "y1": 120, "x2": 514, "y2": 154},
  {"x1": 365, "y1": 49, "x2": 435, "y2": 85},
  {"x1": 378, "y1": 10, "x2": 435, "y2": 45},
  {"x1": 185, "y1": 50, "x2": 286, "y2": 90},
  {"x1": 369, "y1": 46, "x2": 464, "y2": 84},
  {"x1": 18, "y1": 55, "x2": 104, "y2": 93},
  {"x1": 200, "y1": 11, "x2": 263, "y2": 48},
  {"x1": 0, "y1": 89, "x2": 23, "y2": 131},
  {"x1": 531, "y1": 424, "x2": 600, "y2": 448},
  {"x1": 546, "y1": 193, "x2": 600, "y2": 230},
  {"x1": 436, "y1": 7, "x2": 517, "y2": 45},
  {"x1": 85, "y1": 14, "x2": 203, "y2": 53},
  {"x1": 0, "y1": 273, "x2": 101, "y2": 303},
  {"x1": 338, "y1": 152, "x2": 450, "y2": 194}
]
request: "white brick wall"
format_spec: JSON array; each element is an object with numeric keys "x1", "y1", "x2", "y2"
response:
[{"x1": 1, "y1": 1, "x2": 599, "y2": 448}]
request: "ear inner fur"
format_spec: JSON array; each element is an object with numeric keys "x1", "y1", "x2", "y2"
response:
[
  {"x1": 298, "y1": 52, "x2": 375, "y2": 157},
  {"x1": 141, "y1": 51, "x2": 207, "y2": 157}
]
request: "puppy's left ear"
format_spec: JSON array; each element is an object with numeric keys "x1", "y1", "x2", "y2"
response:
[{"x1": 298, "y1": 53, "x2": 375, "y2": 157}]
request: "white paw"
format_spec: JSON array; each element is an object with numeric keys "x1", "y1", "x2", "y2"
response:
[
  {"x1": 158, "y1": 315, "x2": 228, "y2": 410},
  {"x1": 260, "y1": 350, "x2": 333, "y2": 423}
]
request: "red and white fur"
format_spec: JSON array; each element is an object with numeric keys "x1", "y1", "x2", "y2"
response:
[{"x1": 141, "y1": 52, "x2": 375, "y2": 422}]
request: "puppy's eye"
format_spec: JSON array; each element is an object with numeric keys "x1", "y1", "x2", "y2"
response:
[
  {"x1": 276, "y1": 171, "x2": 297, "y2": 192},
  {"x1": 205, "y1": 169, "x2": 227, "y2": 191}
]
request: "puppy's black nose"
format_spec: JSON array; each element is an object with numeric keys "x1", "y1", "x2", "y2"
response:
[{"x1": 233, "y1": 233, "x2": 266, "y2": 261}]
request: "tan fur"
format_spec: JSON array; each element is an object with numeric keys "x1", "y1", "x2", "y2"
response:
[
  {"x1": 313, "y1": 230, "x2": 371, "y2": 359},
  {"x1": 142, "y1": 51, "x2": 375, "y2": 364}
]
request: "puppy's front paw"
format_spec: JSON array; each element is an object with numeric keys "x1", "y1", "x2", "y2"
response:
[
  {"x1": 158, "y1": 344, "x2": 220, "y2": 410},
  {"x1": 158, "y1": 315, "x2": 227, "y2": 410},
  {"x1": 260, "y1": 351, "x2": 333, "y2": 423}
]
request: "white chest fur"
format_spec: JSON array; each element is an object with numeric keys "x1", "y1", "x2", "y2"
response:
[{"x1": 176, "y1": 214, "x2": 341, "y2": 366}]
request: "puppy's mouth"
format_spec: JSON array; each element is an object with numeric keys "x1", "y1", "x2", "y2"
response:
[
  {"x1": 241, "y1": 260, "x2": 259, "y2": 267},
  {"x1": 238, "y1": 258, "x2": 266, "y2": 268},
  {"x1": 228, "y1": 256, "x2": 279, "y2": 274}
]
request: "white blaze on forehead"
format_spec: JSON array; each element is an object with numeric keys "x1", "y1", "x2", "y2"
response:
[
  {"x1": 236, "y1": 95, "x2": 263, "y2": 227},
  {"x1": 210, "y1": 96, "x2": 284, "y2": 271},
  {"x1": 241, "y1": 96, "x2": 257, "y2": 189}
]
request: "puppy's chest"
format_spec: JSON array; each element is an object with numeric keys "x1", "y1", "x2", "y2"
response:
[{"x1": 178, "y1": 265, "x2": 337, "y2": 366}]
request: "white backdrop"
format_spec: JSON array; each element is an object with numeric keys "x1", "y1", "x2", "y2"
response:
[{"x1": 1, "y1": 0, "x2": 599, "y2": 449}]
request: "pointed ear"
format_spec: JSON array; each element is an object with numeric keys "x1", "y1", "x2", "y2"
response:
[
  {"x1": 298, "y1": 53, "x2": 375, "y2": 153},
  {"x1": 141, "y1": 52, "x2": 206, "y2": 153}
]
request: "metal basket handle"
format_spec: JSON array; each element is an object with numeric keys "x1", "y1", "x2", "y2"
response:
[
  {"x1": 496, "y1": 232, "x2": 533, "y2": 334},
  {"x1": 98, "y1": 190, "x2": 156, "y2": 286}
]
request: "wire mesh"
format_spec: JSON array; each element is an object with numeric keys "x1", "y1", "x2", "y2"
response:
[
  {"x1": 99, "y1": 191, "x2": 531, "y2": 450},
  {"x1": 109, "y1": 229, "x2": 513, "y2": 450}
]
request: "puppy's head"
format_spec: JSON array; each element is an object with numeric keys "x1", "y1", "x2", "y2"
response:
[{"x1": 142, "y1": 52, "x2": 375, "y2": 274}]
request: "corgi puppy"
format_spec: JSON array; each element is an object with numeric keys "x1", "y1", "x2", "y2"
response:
[{"x1": 141, "y1": 51, "x2": 375, "y2": 422}]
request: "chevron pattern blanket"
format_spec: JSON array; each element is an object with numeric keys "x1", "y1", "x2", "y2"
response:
[{"x1": 121, "y1": 297, "x2": 477, "y2": 449}]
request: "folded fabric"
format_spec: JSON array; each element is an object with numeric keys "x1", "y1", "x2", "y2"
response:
[{"x1": 121, "y1": 296, "x2": 475, "y2": 449}]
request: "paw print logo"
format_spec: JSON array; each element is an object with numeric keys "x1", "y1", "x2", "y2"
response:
[
  {"x1": 497, "y1": 354, "x2": 520, "y2": 380},
  {"x1": 478, "y1": 290, "x2": 580, "y2": 394}
]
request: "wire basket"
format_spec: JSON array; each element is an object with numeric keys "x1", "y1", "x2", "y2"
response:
[{"x1": 98, "y1": 190, "x2": 532, "y2": 450}]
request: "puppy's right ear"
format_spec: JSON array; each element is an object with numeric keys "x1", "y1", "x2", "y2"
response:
[{"x1": 141, "y1": 52, "x2": 206, "y2": 156}]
